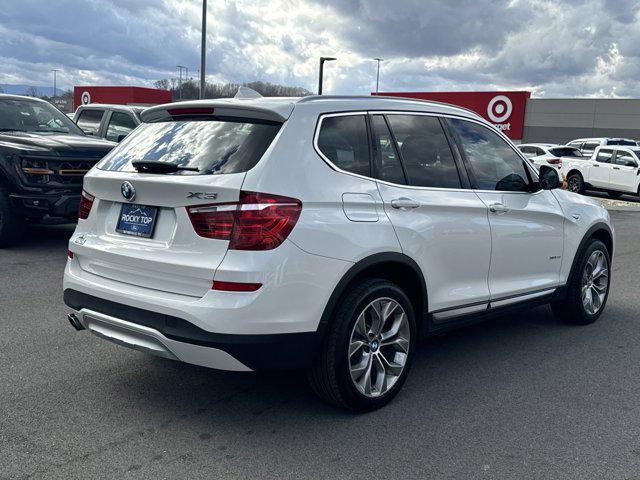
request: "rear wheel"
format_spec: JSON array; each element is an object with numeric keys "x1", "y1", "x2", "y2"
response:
[
  {"x1": 551, "y1": 239, "x2": 610, "y2": 325},
  {"x1": 0, "y1": 186, "x2": 25, "y2": 248},
  {"x1": 567, "y1": 173, "x2": 585, "y2": 194},
  {"x1": 607, "y1": 191, "x2": 623, "y2": 199},
  {"x1": 308, "y1": 278, "x2": 416, "y2": 411}
]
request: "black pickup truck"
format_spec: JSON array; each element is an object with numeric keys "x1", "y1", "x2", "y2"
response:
[{"x1": 0, "y1": 94, "x2": 115, "y2": 246}]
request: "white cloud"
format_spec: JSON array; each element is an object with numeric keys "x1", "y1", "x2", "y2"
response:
[{"x1": 0, "y1": 0, "x2": 639, "y2": 97}]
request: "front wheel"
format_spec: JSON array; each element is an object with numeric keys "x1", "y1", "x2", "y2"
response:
[
  {"x1": 551, "y1": 239, "x2": 611, "y2": 325},
  {"x1": 307, "y1": 278, "x2": 417, "y2": 411}
]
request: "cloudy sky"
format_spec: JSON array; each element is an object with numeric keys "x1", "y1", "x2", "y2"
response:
[{"x1": 1, "y1": 0, "x2": 638, "y2": 97}]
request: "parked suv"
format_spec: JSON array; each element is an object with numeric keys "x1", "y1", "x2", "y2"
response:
[
  {"x1": 63, "y1": 95, "x2": 614, "y2": 411},
  {"x1": 0, "y1": 94, "x2": 115, "y2": 246},
  {"x1": 517, "y1": 143, "x2": 583, "y2": 170},
  {"x1": 74, "y1": 104, "x2": 143, "y2": 142},
  {"x1": 563, "y1": 145, "x2": 640, "y2": 198},
  {"x1": 567, "y1": 137, "x2": 637, "y2": 157}
]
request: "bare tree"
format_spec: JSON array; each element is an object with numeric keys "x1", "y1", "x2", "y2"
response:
[
  {"x1": 26, "y1": 86, "x2": 39, "y2": 97},
  {"x1": 153, "y1": 79, "x2": 170, "y2": 90},
  {"x1": 153, "y1": 78, "x2": 312, "y2": 101}
]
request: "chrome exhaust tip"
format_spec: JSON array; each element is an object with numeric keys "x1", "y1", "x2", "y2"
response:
[{"x1": 67, "y1": 313, "x2": 85, "y2": 331}]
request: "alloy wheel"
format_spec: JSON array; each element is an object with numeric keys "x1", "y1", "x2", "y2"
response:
[
  {"x1": 581, "y1": 250, "x2": 609, "y2": 315},
  {"x1": 568, "y1": 176, "x2": 581, "y2": 192},
  {"x1": 348, "y1": 297, "x2": 410, "y2": 398}
]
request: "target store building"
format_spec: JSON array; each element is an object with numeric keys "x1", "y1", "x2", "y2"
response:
[
  {"x1": 375, "y1": 90, "x2": 640, "y2": 144},
  {"x1": 73, "y1": 86, "x2": 172, "y2": 111},
  {"x1": 374, "y1": 91, "x2": 530, "y2": 142}
]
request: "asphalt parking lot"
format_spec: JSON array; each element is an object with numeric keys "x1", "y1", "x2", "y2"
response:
[{"x1": 1, "y1": 209, "x2": 640, "y2": 480}]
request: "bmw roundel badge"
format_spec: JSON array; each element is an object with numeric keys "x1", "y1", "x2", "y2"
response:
[{"x1": 121, "y1": 181, "x2": 135, "y2": 201}]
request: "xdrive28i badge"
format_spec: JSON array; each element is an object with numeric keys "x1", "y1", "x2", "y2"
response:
[{"x1": 121, "y1": 181, "x2": 136, "y2": 201}]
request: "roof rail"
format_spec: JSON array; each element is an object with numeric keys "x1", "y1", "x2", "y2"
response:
[{"x1": 296, "y1": 94, "x2": 480, "y2": 118}]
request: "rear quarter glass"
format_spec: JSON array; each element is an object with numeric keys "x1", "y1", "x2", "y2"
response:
[{"x1": 96, "y1": 118, "x2": 281, "y2": 175}]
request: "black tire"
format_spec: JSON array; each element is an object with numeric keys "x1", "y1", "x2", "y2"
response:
[
  {"x1": 607, "y1": 191, "x2": 623, "y2": 199},
  {"x1": 551, "y1": 239, "x2": 611, "y2": 325},
  {"x1": 0, "y1": 186, "x2": 25, "y2": 248},
  {"x1": 567, "y1": 172, "x2": 585, "y2": 194},
  {"x1": 307, "y1": 278, "x2": 417, "y2": 411}
]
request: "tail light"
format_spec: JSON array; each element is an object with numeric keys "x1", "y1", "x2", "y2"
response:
[
  {"x1": 547, "y1": 158, "x2": 562, "y2": 166},
  {"x1": 167, "y1": 107, "x2": 214, "y2": 116},
  {"x1": 67, "y1": 250, "x2": 74, "y2": 259},
  {"x1": 186, "y1": 191, "x2": 302, "y2": 250},
  {"x1": 78, "y1": 190, "x2": 94, "y2": 220}
]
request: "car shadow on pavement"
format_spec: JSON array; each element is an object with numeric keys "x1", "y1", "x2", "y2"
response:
[
  {"x1": 2, "y1": 223, "x2": 76, "y2": 251},
  {"x1": 587, "y1": 191, "x2": 640, "y2": 203},
  {"x1": 99, "y1": 303, "x2": 587, "y2": 427}
]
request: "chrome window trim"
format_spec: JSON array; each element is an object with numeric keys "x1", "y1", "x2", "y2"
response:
[{"x1": 313, "y1": 109, "x2": 541, "y2": 195}]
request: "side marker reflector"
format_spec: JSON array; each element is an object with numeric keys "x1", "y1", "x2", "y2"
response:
[{"x1": 212, "y1": 280, "x2": 262, "y2": 292}]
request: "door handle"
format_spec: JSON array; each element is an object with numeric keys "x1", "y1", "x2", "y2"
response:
[
  {"x1": 592, "y1": 164, "x2": 600, "y2": 167},
  {"x1": 613, "y1": 166, "x2": 620, "y2": 170},
  {"x1": 390, "y1": 197, "x2": 420, "y2": 210},
  {"x1": 489, "y1": 203, "x2": 509, "y2": 214}
]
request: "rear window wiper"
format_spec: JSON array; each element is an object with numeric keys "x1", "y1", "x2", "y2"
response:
[{"x1": 131, "y1": 161, "x2": 199, "y2": 174}]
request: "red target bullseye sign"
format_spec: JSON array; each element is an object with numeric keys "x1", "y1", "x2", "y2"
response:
[{"x1": 372, "y1": 90, "x2": 531, "y2": 140}]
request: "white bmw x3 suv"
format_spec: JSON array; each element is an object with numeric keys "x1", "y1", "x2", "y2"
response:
[{"x1": 64, "y1": 94, "x2": 614, "y2": 411}]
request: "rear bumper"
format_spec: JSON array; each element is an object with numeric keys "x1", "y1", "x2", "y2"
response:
[{"x1": 64, "y1": 289, "x2": 321, "y2": 371}]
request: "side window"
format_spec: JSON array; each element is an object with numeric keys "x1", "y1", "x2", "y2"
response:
[
  {"x1": 568, "y1": 142, "x2": 584, "y2": 153},
  {"x1": 370, "y1": 115, "x2": 405, "y2": 184},
  {"x1": 450, "y1": 118, "x2": 531, "y2": 192},
  {"x1": 535, "y1": 147, "x2": 546, "y2": 156},
  {"x1": 106, "y1": 112, "x2": 137, "y2": 142},
  {"x1": 386, "y1": 114, "x2": 461, "y2": 189},
  {"x1": 76, "y1": 109, "x2": 104, "y2": 136},
  {"x1": 615, "y1": 151, "x2": 637, "y2": 167},
  {"x1": 582, "y1": 142, "x2": 600, "y2": 156},
  {"x1": 317, "y1": 115, "x2": 370, "y2": 177},
  {"x1": 519, "y1": 146, "x2": 535, "y2": 157},
  {"x1": 596, "y1": 149, "x2": 614, "y2": 163}
]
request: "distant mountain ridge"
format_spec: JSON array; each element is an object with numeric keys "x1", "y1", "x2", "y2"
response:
[{"x1": 0, "y1": 84, "x2": 64, "y2": 97}]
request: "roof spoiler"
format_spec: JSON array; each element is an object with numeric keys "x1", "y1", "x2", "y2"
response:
[{"x1": 141, "y1": 95, "x2": 289, "y2": 124}]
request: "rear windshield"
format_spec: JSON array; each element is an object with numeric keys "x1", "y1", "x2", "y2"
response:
[
  {"x1": 549, "y1": 147, "x2": 583, "y2": 158},
  {"x1": 97, "y1": 119, "x2": 281, "y2": 175},
  {"x1": 608, "y1": 139, "x2": 637, "y2": 146}
]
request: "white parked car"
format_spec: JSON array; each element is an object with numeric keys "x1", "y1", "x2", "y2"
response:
[
  {"x1": 73, "y1": 104, "x2": 143, "y2": 142},
  {"x1": 517, "y1": 143, "x2": 584, "y2": 170},
  {"x1": 63, "y1": 93, "x2": 614, "y2": 411},
  {"x1": 566, "y1": 137, "x2": 637, "y2": 157},
  {"x1": 563, "y1": 145, "x2": 640, "y2": 198}
]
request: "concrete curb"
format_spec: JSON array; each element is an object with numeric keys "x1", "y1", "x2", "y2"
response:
[{"x1": 603, "y1": 205, "x2": 640, "y2": 212}]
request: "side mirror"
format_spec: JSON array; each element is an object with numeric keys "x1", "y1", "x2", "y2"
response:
[{"x1": 539, "y1": 165, "x2": 560, "y2": 190}]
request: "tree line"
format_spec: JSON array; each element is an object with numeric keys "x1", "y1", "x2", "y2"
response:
[{"x1": 153, "y1": 79, "x2": 312, "y2": 100}]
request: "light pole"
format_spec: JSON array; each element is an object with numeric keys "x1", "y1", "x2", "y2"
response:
[
  {"x1": 374, "y1": 58, "x2": 383, "y2": 94},
  {"x1": 52, "y1": 69, "x2": 59, "y2": 98},
  {"x1": 177, "y1": 65, "x2": 186, "y2": 100},
  {"x1": 200, "y1": 0, "x2": 207, "y2": 99},
  {"x1": 318, "y1": 57, "x2": 336, "y2": 95}
]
